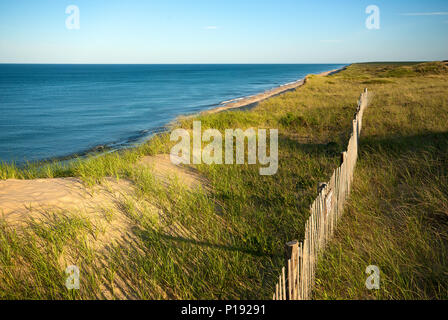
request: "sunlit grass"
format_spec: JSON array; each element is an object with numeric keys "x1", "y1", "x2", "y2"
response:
[{"x1": 1, "y1": 61, "x2": 447, "y2": 299}]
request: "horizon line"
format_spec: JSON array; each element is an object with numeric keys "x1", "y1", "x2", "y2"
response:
[{"x1": 0, "y1": 61, "x2": 434, "y2": 65}]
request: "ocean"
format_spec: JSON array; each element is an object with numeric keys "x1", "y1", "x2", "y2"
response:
[{"x1": 0, "y1": 64, "x2": 345, "y2": 164}]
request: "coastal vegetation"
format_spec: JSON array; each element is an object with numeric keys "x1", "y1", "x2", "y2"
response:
[{"x1": 0, "y1": 61, "x2": 447, "y2": 299}]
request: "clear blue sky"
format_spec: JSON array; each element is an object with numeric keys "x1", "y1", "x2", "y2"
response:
[{"x1": 0, "y1": 0, "x2": 447, "y2": 63}]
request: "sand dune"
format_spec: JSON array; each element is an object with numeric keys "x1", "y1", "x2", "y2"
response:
[
  {"x1": 0, "y1": 154, "x2": 204, "y2": 299},
  {"x1": 0, "y1": 155, "x2": 202, "y2": 225}
]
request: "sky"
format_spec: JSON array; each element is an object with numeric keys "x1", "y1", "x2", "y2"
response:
[{"x1": 0, "y1": 0, "x2": 447, "y2": 63}]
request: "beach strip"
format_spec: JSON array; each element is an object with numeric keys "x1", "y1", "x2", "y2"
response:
[{"x1": 203, "y1": 67, "x2": 346, "y2": 115}]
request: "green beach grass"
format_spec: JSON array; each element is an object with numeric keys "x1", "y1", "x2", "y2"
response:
[{"x1": 0, "y1": 61, "x2": 447, "y2": 299}]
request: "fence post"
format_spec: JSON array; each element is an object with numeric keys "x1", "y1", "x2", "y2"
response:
[
  {"x1": 286, "y1": 240, "x2": 299, "y2": 299},
  {"x1": 317, "y1": 182, "x2": 327, "y2": 194}
]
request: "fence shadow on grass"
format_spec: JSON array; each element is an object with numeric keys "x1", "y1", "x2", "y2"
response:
[{"x1": 134, "y1": 228, "x2": 283, "y2": 259}]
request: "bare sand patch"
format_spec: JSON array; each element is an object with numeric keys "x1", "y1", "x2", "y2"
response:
[
  {"x1": 0, "y1": 154, "x2": 203, "y2": 223},
  {"x1": 0, "y1": 154, "x2": 204, "y2": 260}
]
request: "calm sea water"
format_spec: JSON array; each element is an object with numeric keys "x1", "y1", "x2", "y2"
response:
[{"x1": 0, "y1": 64, "x2": 345, "y2": 164}]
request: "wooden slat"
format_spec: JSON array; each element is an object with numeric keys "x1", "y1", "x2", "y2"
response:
[
  {"x1": 287, "y1": 259, "x2": 292, "y2": 300},
  {"x1": 276, "y1": 283, "x2": 279, "y2": 300},
  {"x1": 282, "y1": 267, "x2": 286, "y2": 300}
]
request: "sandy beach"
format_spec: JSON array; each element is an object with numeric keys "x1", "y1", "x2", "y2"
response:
[{"x1": 203, "y1": 67, "x2": 346, "y2": 114}]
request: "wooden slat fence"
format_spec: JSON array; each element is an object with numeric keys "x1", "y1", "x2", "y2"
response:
[{"x1": 272, "y1": 88, "x2": 369, "y2": 300}]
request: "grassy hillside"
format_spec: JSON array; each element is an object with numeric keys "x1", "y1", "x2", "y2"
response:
[
  {"x1": 0, "y1": 62, "x2": 447, "y2": 299},
  {"x1": 314, "y1": 62, "x2": 448, "y2": 299}
]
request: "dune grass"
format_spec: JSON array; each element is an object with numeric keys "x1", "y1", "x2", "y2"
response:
[
  {"x1": 0, "y1": 211, "x2": 107, "y2": 299},
  {"x1": 0, "y1": 61, "x2": 447, "y2": 299},
  {"x1": 313, "y1": 62, "x2": 448, "y2": 300}
]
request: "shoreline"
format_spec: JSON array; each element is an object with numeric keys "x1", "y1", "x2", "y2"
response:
[
  {"x1": 202, "y1": 66, "x2": 347, "y2": 114},
  {"x1": 7, "y1": 65, "x2": 348, "y2": 167}
]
